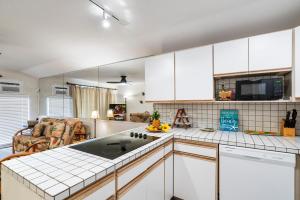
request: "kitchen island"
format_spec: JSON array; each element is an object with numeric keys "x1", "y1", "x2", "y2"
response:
[{"x1": 2, "y1": 128, "x2": 300, "y2": 200}]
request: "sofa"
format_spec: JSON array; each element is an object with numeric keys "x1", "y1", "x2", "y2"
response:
[
  {"x1": 12, "y1": 118, "x2": 87, "y2": 153},
  {"x1": 130, "y1": 112, "x2": 151, "y2": 123}
]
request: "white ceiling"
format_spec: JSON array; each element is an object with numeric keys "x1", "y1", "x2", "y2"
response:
[
  {"x1": 64, "y1": 57, "x2": 145, "y2": 84},
  {"x1": 1, "y1": 0, "x2": 300, "y2": 78}
]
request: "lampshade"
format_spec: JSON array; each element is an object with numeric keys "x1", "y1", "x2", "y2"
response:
[
  {"x1": 91, "y1": 110, "x2": 99, "y2": 119},
  {"x1": 107, "y1": 109, "x2": 114, "y2": 118}
]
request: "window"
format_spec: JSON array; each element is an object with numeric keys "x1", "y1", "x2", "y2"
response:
[
  {"x1": 47, "y1": 96, "x2": 73, "y2": 118},
  {"x1": 0, "y1": 95, "x2": 29, "y2": 147}
]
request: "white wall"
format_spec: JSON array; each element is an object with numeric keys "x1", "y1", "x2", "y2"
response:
[
  {"x1": 38, "y1": 76, "x2": 118, "y2": 116},
  {"x1": 117, "y1": 83, "x2": 153, "y2": 120},
  {"x1": 0, "y1": 69, "x2": 39, "y2": 120}
]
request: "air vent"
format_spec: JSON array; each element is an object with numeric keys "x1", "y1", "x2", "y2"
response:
[
  {"x1": 52, "y1": 85, "x2": 69, "y2": 96},
  {"x1": 0, "y1": 81, "x2": 22, "y2": 94}
]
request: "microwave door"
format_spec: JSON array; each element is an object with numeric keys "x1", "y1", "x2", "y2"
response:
[
  {"x1": 252, "y1": 81, "x2": 268, "y2": 100},
  {"x1": 236, "y1": 80, "x2": 269, "y2": 100}
]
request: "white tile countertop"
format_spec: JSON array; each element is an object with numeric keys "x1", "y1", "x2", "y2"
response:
[
  {"x1": 172, "y1": 128, "x2": 300, "y2": 154},
  {"x1": 2, "y1": 127, "x2": 300, "y2": 200},
  {"x1": 1, "y1": 128, "x2": 173, "y2": 200}
]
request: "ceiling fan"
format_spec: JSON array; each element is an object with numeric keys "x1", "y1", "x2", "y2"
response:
[{"x1": 106, "y1": 76, "x2": 132, "y2": 85}]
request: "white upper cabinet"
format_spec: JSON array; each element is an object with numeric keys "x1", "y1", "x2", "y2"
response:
[
  {"x1": 214, "y1": 38, "x2": 249, "y2": 75},
  {"x1": 295, "y1": 27, "x2": 300, "y2": 98},
  {"x1": 145, "y1": 53, "x2": 175, "y2": 101},
  {"x1": 249, "y1": 29, "x2": 293, "y2": 72},
  {"x1": 175, "y1": 45, "x2": 213, "y2": 101}
]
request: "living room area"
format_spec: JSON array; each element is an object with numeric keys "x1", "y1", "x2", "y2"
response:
[{"x1": 0, "y1": 57, "x2": 153, "y2": 159}]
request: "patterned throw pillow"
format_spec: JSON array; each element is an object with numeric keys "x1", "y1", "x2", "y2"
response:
[
  {"x1": 50, "y1": 123, "x2": 66, "y2": 138},
  {"x1": 43, "y1": 125, "x2": 53, "y2": 139},
  {"x1": 62, "y1": 124, "x2": 72, "y2": 145},
  {"x1": 32, "y1": 124, "x2": 45, "y2": 137}
]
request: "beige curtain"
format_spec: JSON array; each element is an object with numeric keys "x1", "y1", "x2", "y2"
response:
[{"x1": 70, "y1": 85, "x2": 117, "y2": 119}]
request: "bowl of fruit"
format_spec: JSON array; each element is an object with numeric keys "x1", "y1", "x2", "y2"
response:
[{"x1": 146, "y1": 111, "x2": 171, "y2": 133}]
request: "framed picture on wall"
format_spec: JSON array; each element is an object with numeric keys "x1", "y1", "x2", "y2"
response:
[{"x1": 109, "y1": 104, "x2": 126, "y2": 121}]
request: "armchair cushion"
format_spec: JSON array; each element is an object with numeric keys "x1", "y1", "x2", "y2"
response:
[{"x1": 32, "y1": 123, "x2": 45, "y2": 137}]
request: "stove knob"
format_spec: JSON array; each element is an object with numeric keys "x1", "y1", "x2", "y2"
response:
[
  {"x1": 134, "y1": 133, "x2": 138, "y2": 138},
  {"x1": 130, "y1": 132, "x2": 134, "y2": 137},
  {"x1": 143, "y1": 134, "x2": 147, "y2": 139},
  {"x1": 139, "y1": 133, "x2": 143, "y2": 138}
]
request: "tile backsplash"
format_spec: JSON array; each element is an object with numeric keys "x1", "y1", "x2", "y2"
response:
[{"x1": 154, "y1": 102, "x2": 300, "y2": 135}]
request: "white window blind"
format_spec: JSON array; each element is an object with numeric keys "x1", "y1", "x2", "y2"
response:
[
  {"x1": 0, "y1": 95, "x2": 29, "y2": 147},
  {"x1": 47, "y1": 96, "x2": 73, "y2": 118}
]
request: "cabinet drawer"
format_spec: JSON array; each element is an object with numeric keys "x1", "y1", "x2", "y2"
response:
[
  {"x1": 117, "y1": 146, "x2": 164, "y2": 189},
  {"x1": 174, "y1": 141, "x2": 217, "y2": 158}
]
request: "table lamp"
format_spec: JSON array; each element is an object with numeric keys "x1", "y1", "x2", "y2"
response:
[
  {"x1": 91, "y1": 110, "x2": 99, "y2": 138},
  {"x1": 107, "y1": 109, "x2": 114, "y2": 120}
]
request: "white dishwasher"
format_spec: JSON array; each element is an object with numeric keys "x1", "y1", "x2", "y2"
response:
[{"x1": 220, "y1": 145, "x2": 296, "y2": 200}]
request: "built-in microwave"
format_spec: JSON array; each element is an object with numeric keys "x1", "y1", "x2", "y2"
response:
[{"x1": 236, "y1": 78, "x2": 283, "y2": 101}]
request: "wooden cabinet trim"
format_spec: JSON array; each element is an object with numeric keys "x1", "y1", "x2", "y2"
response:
[
  {"x1": 67, "y1": 173, "x2": 115, "y2": 200},
  {"x1": 174, "y1": 150, "x2": 216, "y2": 162},
  {"x1": 214, "y1": 67, "x2": 292, "y2": 78},
  {"x1": 175, "y1": 100, "x2": 214, "y2": 103},
  {"x1": 145, "y1": 100, "x2": 175, "y2": 103},
  {"x1": 164, "y1": 139, "x2": 173, "y2": 147},
  {"x1": 117, "y1": 157, "x2": 165, "y2": 198},
  {"x1": 175, "y1": 138, "x2": 218, "y2": 149}
]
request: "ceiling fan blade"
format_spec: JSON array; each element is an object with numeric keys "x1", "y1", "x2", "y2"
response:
[{"x1": 106, "y1": 81, "x2": 122, "y2": 84}]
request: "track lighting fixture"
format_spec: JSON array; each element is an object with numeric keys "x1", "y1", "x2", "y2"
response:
[
  {"x1": 89, "y1": 0, "x2": 127, "y2": 28},
  {"x1": 102, "y1": 11, "x2": 111, "y2": 28}
]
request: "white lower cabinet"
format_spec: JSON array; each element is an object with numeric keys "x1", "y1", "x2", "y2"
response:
[
  {"x1": 119, "y1": 161, "x2": 165, "y2": 200},
  {"x1": 146, "y1": 161, "x2": 165, "y2": 200},
  {"x1": 119, "y1": 178, "x2": 147, "y2": 200},
  {"x1": 174, "y1": 154, "x2": 216, "y2": 200},
  {"x1": 165, "y1": 155, "x2": 174, "y2": 200}
]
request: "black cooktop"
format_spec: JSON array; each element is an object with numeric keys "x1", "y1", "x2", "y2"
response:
[{"x1": 70, "y1": 132, "x2": 159, "y2": 160}]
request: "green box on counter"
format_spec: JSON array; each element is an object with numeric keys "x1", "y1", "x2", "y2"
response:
[{"x1": 220, "y1": 109, "x2": 239, "y2": 132}]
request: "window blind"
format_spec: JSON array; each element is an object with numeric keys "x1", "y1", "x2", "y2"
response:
[
  {"x1": 0, "y1": 95, "x2": 29, "y2": 148},
  {"x1": 47, "y1": 96, "x2": 73, "y2": 118}
]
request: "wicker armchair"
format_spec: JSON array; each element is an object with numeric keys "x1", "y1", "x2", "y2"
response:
[
  {"x1": 12, "y1": 127, "x2": 43, "y2": 153},
  {"x1": 12, "y1": 118, "x2": 87, "y2": 153}
]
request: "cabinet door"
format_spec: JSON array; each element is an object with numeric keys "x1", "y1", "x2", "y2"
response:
[
  {"x1": 214, "y1": 38, "x2": 249, "y2": 75},
  {"x1": 145, "y1": 53, "x2": 175, "y2": 101},
  {"x1": 165, "y1": 155, "x2": 174, "y2": 200},
  {"x1": 119, "y1": 178, "x2": 147, "y2": 200},
  {"x1": 295, "y1": 27, "x2": 300, "y2": 98},
  {"x1": 174, "y1": 154, "x2": 216, "y2": 200},
  {"x1": 175, "y1": 45, "x2": 213, "y2": 101},
  {"x1": 249, "y1": 29, "x2": 292, "y2": 72},
  {"x1": 146, "y1": 161, "x2": 165, "y2": 200}
]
